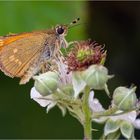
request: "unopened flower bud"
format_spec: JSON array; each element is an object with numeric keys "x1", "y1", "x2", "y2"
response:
[
  {"x1": 83, "y1": 65, "x2": 112, "y2": 90},
  {"x1": 34, "y1": 72, "x2": 59, "y2": 96},
  {"x1": 113, "y1": 86, "x2": 137, "y2": 111}
]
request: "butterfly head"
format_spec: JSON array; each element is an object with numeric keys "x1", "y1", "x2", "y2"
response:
[
  {"x1": 55, "y1": 18, "x2": 80, "y2": 37},
  {"x1": 55, "y1": 25, "x2": 68, "y2": 37}
]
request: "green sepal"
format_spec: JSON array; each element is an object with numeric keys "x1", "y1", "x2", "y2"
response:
[
  {"x1": 120, "y1": 120, "x2": 134, "y2": 139},
  {"x1": 104, "y1": 119, "x2": 120, "y2": 136}
]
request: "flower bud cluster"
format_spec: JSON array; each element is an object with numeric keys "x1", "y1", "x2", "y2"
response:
[{"x1": 30, "y1": 39, "x2": 140, "y2": 140}]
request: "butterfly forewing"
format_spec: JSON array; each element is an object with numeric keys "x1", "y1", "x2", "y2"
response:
[
  {"x1": 0, "y1": 22, "x2": 69, "y2": 84},
  {"x1": 0, "y1": 32, "x2": 49, "y2": 78}
]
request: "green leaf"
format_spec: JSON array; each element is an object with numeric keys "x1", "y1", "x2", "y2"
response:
[
  {"x1": 104, "y1": 119, "x2": 120, "y2": 136},
  {"x1": 120, "y1": 120, "x2": 134, "y2": 139},
  {"x1": 72, "y1": 71, "x2": 86, "y2": 98}
]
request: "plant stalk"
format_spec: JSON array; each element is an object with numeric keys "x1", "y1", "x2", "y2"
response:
[{"x1": 83, "y1": 87, "x2": 92, "y2": 140}]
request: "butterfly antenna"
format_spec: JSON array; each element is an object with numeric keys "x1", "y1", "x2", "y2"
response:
[
  {"x1": 70, "y1": 17, "x2": 80, "y2": 25},
  {"x1": 68, "y1": 18, "x2": 88, "y2": 29},
  {"x1": 68, "y1": 17, "x2": 80, "y2": 28}
]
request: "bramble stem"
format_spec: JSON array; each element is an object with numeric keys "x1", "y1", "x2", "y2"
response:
[{"x1": 83, "y1": 86, "x2": 92, "y2": 140}]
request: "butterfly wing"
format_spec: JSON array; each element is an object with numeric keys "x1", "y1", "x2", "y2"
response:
[{"x1": 0, "y1": 32, "x2": 50, "y2": 78}]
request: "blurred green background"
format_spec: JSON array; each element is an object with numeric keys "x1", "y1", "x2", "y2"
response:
[{"x1": 0, "y1": 1, "x2": 140, "y2": 139}]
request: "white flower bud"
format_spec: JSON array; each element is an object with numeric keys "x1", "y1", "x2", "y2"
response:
[
  {"x1": 113, "y1": 86, "x2": 137, "y2": 111},
  {"x1": 34, "y1": 72, "x2": 59, "y2": 96},
  {"x1": 83, "y1": 65, "x2": 112, "y2": 90}
]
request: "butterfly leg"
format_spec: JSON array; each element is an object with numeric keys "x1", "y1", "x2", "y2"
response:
[
  {"x1": 40, "y1": 64, "x2": 46, "y2": 73},
  {"x1": 40, "y1": 62, "x2": 50, "y2": 73}
]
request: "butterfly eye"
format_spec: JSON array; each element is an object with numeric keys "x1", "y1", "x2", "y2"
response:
[{"x1": 56, "y1": 27, "x2": 64, "y2": 35}]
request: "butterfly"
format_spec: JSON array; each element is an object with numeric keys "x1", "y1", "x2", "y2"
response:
[{"x1": 0, "y1": 18, "x2": 80, "y2": 84}]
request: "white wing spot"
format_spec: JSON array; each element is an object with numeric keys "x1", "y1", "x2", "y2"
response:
[
  {"x1": 13, "y1": 48, "x2": 18, "y2": 53},
  {"x1": 15, "y1": 59, "x2": 22, "y2": 65},
  {"x1": 9, "y1": 55, "x2": 15, "y2": 61},
  {"x1": 15, "y1": 59, "x2": 19, "y2": 63}
]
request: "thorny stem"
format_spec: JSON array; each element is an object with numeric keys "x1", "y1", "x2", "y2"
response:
[
  {"x1": 93, "y1": 106, "x2": 118, "y2": 118},
  {"x1": 93, "y1": 104, "x2": 140, "y2": 119},
  {"x1": 82, "y1": 86, "x2": 92, "y2": 140}
]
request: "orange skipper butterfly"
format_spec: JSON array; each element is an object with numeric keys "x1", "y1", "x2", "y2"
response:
[{"x1": 0, "y1": 18, "x2": 80, "y2": 84}]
